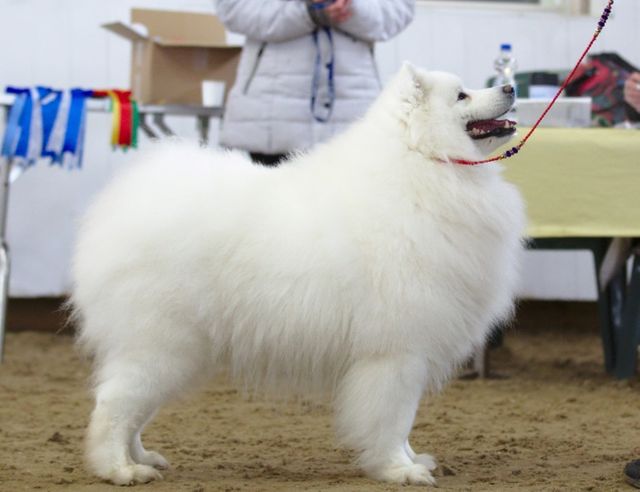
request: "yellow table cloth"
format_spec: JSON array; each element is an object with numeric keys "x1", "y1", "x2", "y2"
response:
[{"x1": 502, "y1": 128, "x2": 640, "y2": 238}]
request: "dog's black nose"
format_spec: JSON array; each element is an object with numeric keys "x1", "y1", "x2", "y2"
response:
[{"x1": 502, "y1": 84, "x2": 515, "y2": 95}]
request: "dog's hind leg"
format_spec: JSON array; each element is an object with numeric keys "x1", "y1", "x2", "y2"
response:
[
  {"x1": 129, "y1": 411, "x2": 170, "y2": 470},
  {"x1": 335, "y1": 354, "x2": 436, "y2": 486},
  {"x1": 86, "y1": 369, "x2": 163, "y2": 485},
  {"x1": 86, "y1": 349, "x2": 204, "y2": 485}
]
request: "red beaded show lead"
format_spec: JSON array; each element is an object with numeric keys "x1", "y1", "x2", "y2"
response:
[{"x1": 452, "y1": 0, "x2": 614, "y2": 166}]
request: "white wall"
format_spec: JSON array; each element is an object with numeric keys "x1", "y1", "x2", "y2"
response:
[
  {"x1": 378, "y1": 1, "x2": 640, "y2": 89},
  {"x1": 0, "y1": 0, "x2": 220, "y2": 296},
  {"x1": 0, "y1": 0, "x2": 637, "y2": 299}
]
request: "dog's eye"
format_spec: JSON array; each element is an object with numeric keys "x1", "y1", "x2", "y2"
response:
[{"x1": 457, "y1": 92, "x2": 469, "y2": 101}]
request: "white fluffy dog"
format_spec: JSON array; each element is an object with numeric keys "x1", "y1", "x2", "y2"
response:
[{"x1": 71, "y1": 63, "x2": 525, "y2": 487}]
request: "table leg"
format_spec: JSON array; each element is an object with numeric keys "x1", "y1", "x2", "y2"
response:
[
  {"x1": 472, "y1": 344, "x2": 489, "y2": 378},
  {"x1": 528, "y1": 237, "x2": 638, "y2": 378},
  {"x1": 138, "y1": 113, "x2": 158, "y2": 140},
  {"x1": 591, "y1": 239, "x2": 618, "y2": 373},
  {"x1": 197, "y1": 116, "x2": 210, "y2": 146},
  {"x1": 614, "y1": 253, "x2": 640, "y2": 379},
  {"x1": 0, "y1": 156, "x2": 12, "y2": 363},
  {"x1": 152, "y1": 114, "x2": 174, "y2": 138}
]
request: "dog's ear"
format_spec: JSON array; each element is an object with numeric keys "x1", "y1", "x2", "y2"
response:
[
  {"x1": 396, "y1": 61, "x2": 427, "y2": 107},
  {"x1": 400, "y1": 61, "x2": 419, "y2": 81}
]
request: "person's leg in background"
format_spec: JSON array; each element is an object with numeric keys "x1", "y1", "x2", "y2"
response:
[{"x1": 249, "y1": 153, "x2": 287, "y2": 167}]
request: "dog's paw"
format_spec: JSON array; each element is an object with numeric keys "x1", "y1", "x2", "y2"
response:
[
  {"x1": 107, "y1": 464, "x2": 163, "y2": 485},
  {"x1": 134, "y1": 450, "x2": 170, "y2": 470},
  {"x1": 373, "y1": 463, "x2": 437, "y2": 486},
  {"x1": 414, "y1": 453, "x2": 438, "y2": 471}
]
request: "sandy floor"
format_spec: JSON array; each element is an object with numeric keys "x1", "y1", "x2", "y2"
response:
[{"x1": 1, "y1": 320, "x2": 639, "y2": 492}]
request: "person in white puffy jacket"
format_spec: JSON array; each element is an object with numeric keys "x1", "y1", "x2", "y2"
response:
[{"x1": 215, "y1": 0, "x2": 415, "y2": 165}]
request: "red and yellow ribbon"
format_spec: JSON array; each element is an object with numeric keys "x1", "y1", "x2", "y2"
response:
[{"x1": 92, "y1": 89, "x2": 139, "y2": 150}]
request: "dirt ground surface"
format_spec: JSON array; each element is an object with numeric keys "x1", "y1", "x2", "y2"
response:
[{"x1": 2, "y1": 315, "x2": 640, "y2": 492}]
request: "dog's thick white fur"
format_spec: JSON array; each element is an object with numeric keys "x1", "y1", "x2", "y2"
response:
[{"x1": 71, "y1": 64, "x2": 525, "y2": 486}]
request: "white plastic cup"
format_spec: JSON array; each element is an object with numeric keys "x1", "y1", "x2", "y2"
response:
[{"x1": 201, "y1": 80, "x2": 226, "y2": 107}]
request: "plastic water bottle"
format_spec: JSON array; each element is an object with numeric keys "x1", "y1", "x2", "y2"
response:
[{"x1": 493, "y1": 43, "x2": 518, "y2": 121}]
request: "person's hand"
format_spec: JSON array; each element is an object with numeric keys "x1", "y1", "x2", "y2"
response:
[
  {"x1": 326, "y1": 0, "x2": 352, "y2": 23},
  {"x1": 624, "y1": 72, "x2": 640, "y2": 113},
  {"x1": 313, "y1": 0, "x2": 352, "y2": 24}
]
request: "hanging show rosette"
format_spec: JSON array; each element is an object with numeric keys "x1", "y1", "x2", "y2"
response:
[{"x1": 1, "y1": 86, "x2": 139, "y2": 170}]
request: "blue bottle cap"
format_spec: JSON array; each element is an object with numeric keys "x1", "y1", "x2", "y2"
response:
[{"x1": 500, "y1": 43, "x2": 512, "y2": 51}]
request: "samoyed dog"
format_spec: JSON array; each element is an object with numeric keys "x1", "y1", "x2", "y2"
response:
[{"x1": 71, "y1": 63, "x2": 525, "y2": 486}]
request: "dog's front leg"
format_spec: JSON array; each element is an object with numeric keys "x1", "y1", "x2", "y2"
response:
[
  {"x1": 334, "y1": 354, "x2": 436, "y2": 486},
  {"x1": 405, "y1": 439, "x2": 438, "y2": 471}
]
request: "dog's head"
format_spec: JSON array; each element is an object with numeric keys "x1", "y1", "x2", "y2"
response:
[{"x1": 379, "y1": 63, "x2": 516, "y2": 162}]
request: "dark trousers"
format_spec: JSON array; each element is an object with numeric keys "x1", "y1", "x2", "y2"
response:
[{"x1": 250, "y1": 152, "x2": 287, "y2": 167}]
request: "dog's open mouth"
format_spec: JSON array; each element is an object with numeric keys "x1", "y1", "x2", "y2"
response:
[{"x1": 466, "y1": 119, "x2": 516, "y2": 140}]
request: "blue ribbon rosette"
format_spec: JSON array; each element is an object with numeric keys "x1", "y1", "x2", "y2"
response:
[{"x1": 1, "y1": 86, "x2": 92, "y2": 169}]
